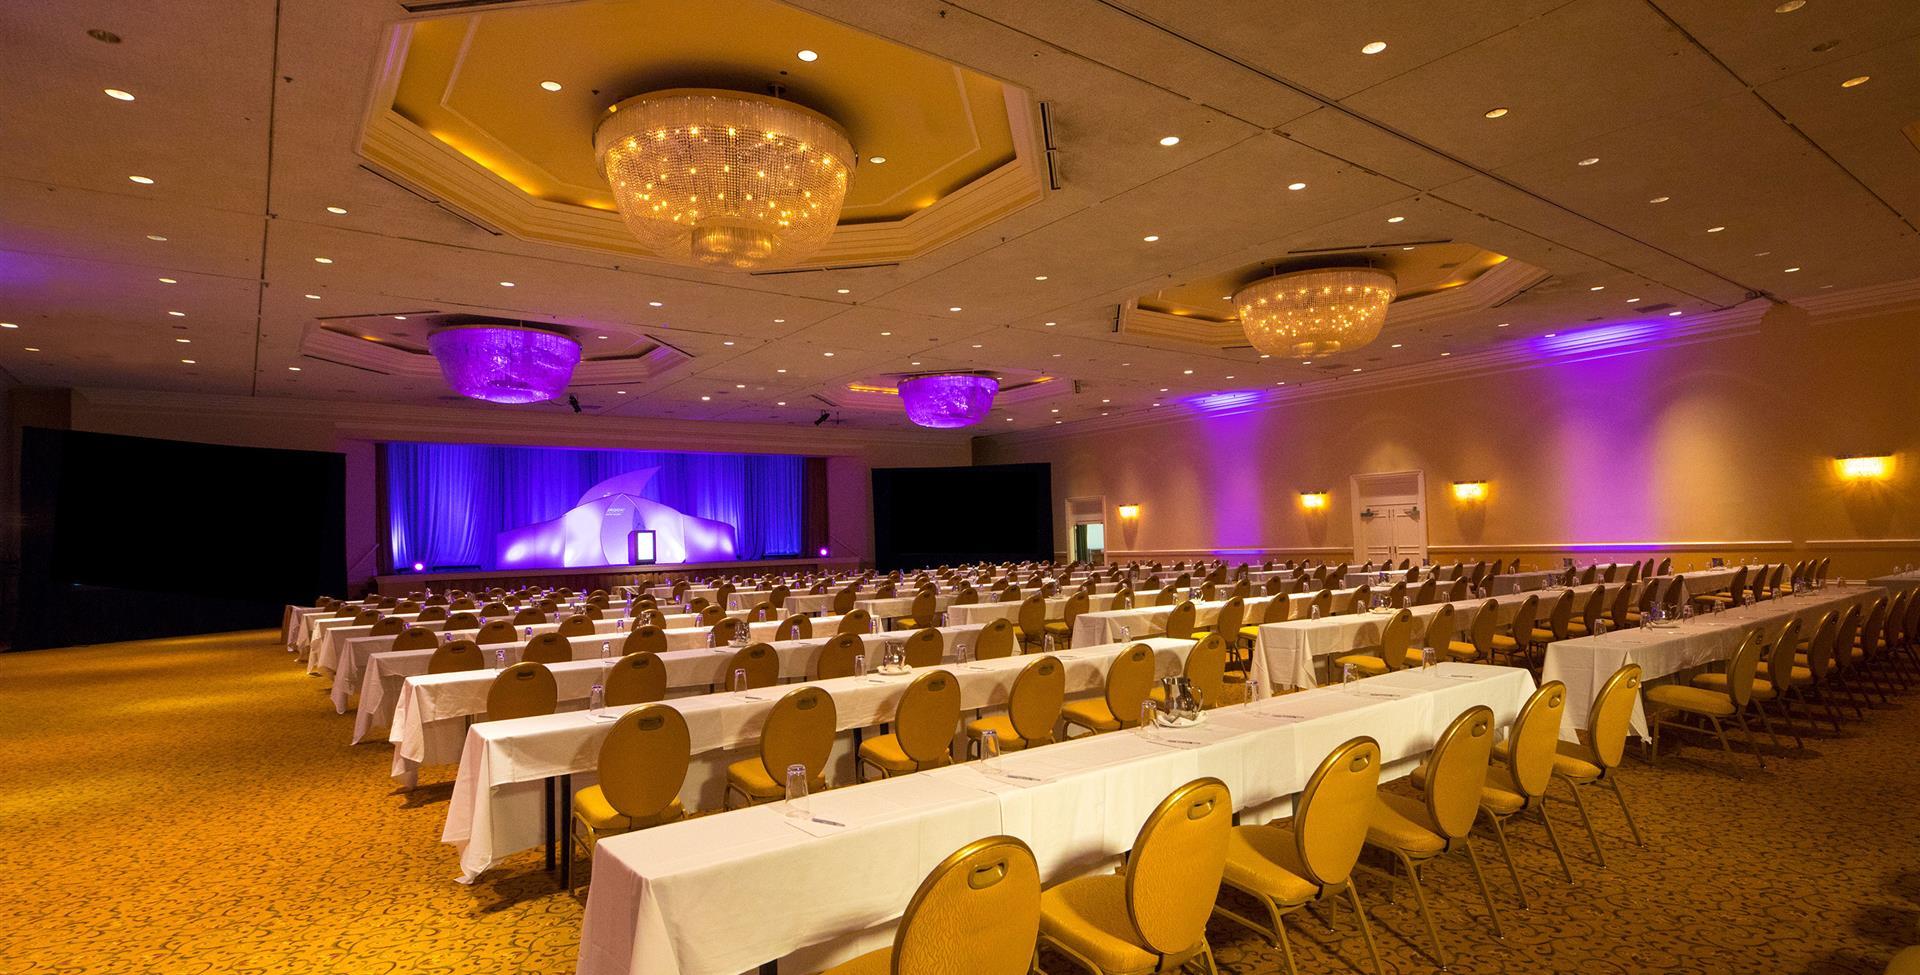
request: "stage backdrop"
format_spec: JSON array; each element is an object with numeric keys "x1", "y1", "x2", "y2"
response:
[{"x1": 383, "y1": 442, "x2": 803, "y2": 571}]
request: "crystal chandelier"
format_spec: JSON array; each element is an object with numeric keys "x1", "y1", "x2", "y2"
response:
[
  {"x1": 897, "y1": 374, "x2": 1000, "y2": 428},
  {"x1": 428, "y1": 325, "x2": 581, "y2": 404},
  {"x1": 1233, "y1": 267, "x2": 1397, "y2": 358},
  {"x1": 594, "y1": 88, "x2": 855, "y2": 269}
]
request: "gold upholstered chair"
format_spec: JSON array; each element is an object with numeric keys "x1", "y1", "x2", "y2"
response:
[
  {"x1": 965, "y1": 655, "x2": 1065, "y2": 757},
  {"x1": 1334, "y1": 608, "x2": 1413, "y2": 677},
  {"x1": 726, "y1": 686, "x2": 835, "y2": 808},
  {"x1": 427, "y1": 639, "x2": 483, "y2": 674},
  {"x1": 484, "y1": 662, "x2": 557, "y2": 721},
  {"x1": 567, "y1": 704, "x2": 688, "y2": 890},
  {"x1": 814, "y1": 836, "x2": 1041, "y2": 975},
  {"x1": 603, "y1": 651, "x2": 666, "y2": 706},
  {"x1": 522, "y1": 632, "x2": 572, "y2": 665},
  {"x1": 857, "y1": 670, "x2": 960, "y2": 780},
  {"x1": 1061, "y1": 643, "x2": 1157, "y2": 736}
]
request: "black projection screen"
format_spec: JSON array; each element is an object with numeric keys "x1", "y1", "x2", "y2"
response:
[
  {"x1": 16, "y1": 428, "x2": 347, "y2": 649},
  {"x1": 871, "y1": 463, "x2": 1053, "y2": 570}
]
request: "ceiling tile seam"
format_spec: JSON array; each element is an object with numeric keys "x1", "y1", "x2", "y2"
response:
[
  {"x1": 1070, "y1": 0, "x2": 1772, "y2": 303},
  {"x1": 252, "y1": 0, "x2": 287, "y2": 397},
  {"x1": 1642, "y1": 0, "x2": 1918, "y2": 235}
]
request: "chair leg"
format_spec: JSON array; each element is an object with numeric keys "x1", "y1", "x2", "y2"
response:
[
  {"x1": 1732, "y1": 712, "x2": 1766, "y2": 771},
  {"x1": 1483, "y1": 810, "x2": 1530, "y2": 909},
  {"x1": 1603, "y1": 774, "x2": 1646, "y2": 848},
  {"x1": 1535, "y1": 797, "x2": 1576, "y2": 884},
  {"x1": 1559, "y1": 774, "x2": 1606, "y2": 869},
  {"x1": 1704, "y1": 716, "x2": 1741, "y2": 779},
  {"x1": 1770, "y1": 695, "x2": 1804, "y2": 750},
  {"x1": 1394, "y1": 853, "x2": 1447, "y2": 968},
  {"x1": 1272, "y1": 911, "x2": 1299, "y2": 975},
  {"x1": 1462, "y1": 837, "x2": 1506, "y2": 938},
  {"x1": 1752, "y1": 701, "x2": 1783, "y2": 754},
  {"x1": 1344, "y1": 883, "x2": 1386, "y2": 975}
]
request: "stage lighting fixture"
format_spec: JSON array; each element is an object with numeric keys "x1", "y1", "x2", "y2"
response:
[
  {"x1": 568, "y1": 394, "x2": 582, "y2": 413},
  {"x1": 814, "y1": 411, "x2": 831, "y2": 426}
]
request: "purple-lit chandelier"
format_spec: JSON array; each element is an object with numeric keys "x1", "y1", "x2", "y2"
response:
[
  {"x1": 896, "y1": 373, "x2": 999, "y2": 429},
  {"x1": 428, "y1": 325, "x2": 582, "y2": 404}
]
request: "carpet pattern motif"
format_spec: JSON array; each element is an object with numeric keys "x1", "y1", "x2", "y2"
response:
[{"x1": 1, "y1": 631, "x2": 1916, "y2": 974}]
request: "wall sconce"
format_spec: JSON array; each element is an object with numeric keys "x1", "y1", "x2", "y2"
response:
[
  {"x1": 1451, "y1": 480, "x2": 1489, "y2": 502},
  {"x1": 1836, "y1": 455, "x2": 1893, "y2": 481},
  {"x1": 1117, "y1": 503, "x2": 1141, "y2": 521},
  {"x1": 1299, "y1": 491, "x2": 1329, "y2": 511}
]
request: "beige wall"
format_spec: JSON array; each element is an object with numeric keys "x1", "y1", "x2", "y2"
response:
[
  {"x1": 976, "y1": 304, "x2": 1920, "y2": 580},
  {"x1": 51, "y1": 388, "x2": 970, "y2": 588}
]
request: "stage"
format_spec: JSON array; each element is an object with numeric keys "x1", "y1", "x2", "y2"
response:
[{"x1": 371, "y1": 556, "x2": 860, "y2": 596}]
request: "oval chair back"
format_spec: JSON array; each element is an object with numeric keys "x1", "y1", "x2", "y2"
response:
[
  {"x1": 895, "y1": 670, "x2": 963, "y2": 767},
  {"x1": 513, "y1": 608, "x2": 546, "y2": 626},
  {"x1": 1306, "y1": 589, "x2": 1334, "y2": 620},
  {"x1": 1507, "y1": 681, "x2": 1568, "y2": 801},
  {"x1": 1543, "y1": 591, "x2": 1573, "y2": 641},
  {"x1": 760, "y1": 687, "x2": 836, "y2": 788},
  {"x1": 427, "y1": 639, "x2": 484, "y2": 674},
  {"x1": 769, "y1": 585, "x2": 790, "y2": 610},
  {"x1": 1378, "y1": 609, "x2": 1415, "y2": 669},
  {"x1": 1009, "y1": 656, "x2": 1066, "y2": 744},
  {"x1": 904, "y1": 627, "x2": 944, "y2": 668},
  {"x1": 1295, "y1": 737, "x2": 1384, "y2": 888},
  {"x1": 1721, "y1": 631, "x2": 1766, "y2": 708},
  {"x1": 1463, "y1": 600, "x2": 1498, "y2": 657},
  {"x1": 710, "y1": 618, "x2": 745, "y2": 646},
  {"x1": 1580, "y1": 586, "x2": 1607, "y2": 633},
  {"x1": 1661, "y1": 576, "x2": 1687, "y2": 615},
  {"x1": 1125, "y1": 777, "x2": 1233, "y2": 959},
  {"x1": 1384, "y1": 580, "x2": 1408, "y2": 608},
  {"x1": 393, "y1": 627, "x2": 440, "y2": 652},
  {"x1": 443, "y1": 612, "x2": 480, "y2": 631},
  {"x1": 522, "y1": 632, "x2": 572, "y2": 665},
  {"x1": 1425, "y1": 707, "x2": 1497, "y2": 841},
  {"x1": 955, "y1": 585, "x2": 979, "y2": 606},
  {"x1": 1423, "y1": 604, "x2": 1457, "y2": 655},
  {"x1": 1164, "y1": 600, "x2": 1197, "y2": 640},
  {"x1": 775, "y1": 614, "x2": 813, "y2": 641},
  {"x1": 605, "y1": 652, "x2": 666, "y2": 706},
  {"x1": 1106, "y1": 643, "x2": 1159, "y2": 728},
  {"x1": 352, "y1": 609, "x2": 381, "y2": 626},
  {"x1": 1801, "y1": 612, "x2": 1839, "y2": 680},
  {"x1": 554, "y1": 614, "x2": 594, "y2": 637},
  {"x1": 1260, "y1": 593, "x2": 1291, "y2": 625},
  {"x1": 1607, "y1": 585, "x2": 1635, "y2": 629},
  {"x1": 1586, "y1": 665, "x2": 1642, "y2": 771},
  {"x1": 1411, "y1": 578, "x2": 1438, "y2": 606},
  {"x1": 1016, "y1": 594, "x2": 1047, "y2": 643},
  {"x1": 1765, "y1": 618, "x2": 1803, "y2": 692},
  {"x1": 598, "y1": 704, "x2": 689, "y2": 824},
  {"x1": 814, "y1": 633, "x2": 863, "y2": 680},
  {"x1": 696, "y1": 604, "x2": 725, "y2": 627},
  {"x1": 486, "y1": 662, "x2": 557, "y2": 721},
  {"x1": 367, "y1": 616, "x2": 404, "y2": 637},
  {"x1": 1208, "y1": 597, "x2": 1245, "y2": 643},
  {"x1": 476, "y1": 620, "x2": 517, "y2": 645},
  {"x1": 1830, "y1": 606, "x2": 1861, "y2": 680},
  {"x1": 892, "y1": 837, "x2": 1042, "y2": 975},
  {"x1": 745, "y1": 601, "x2": 774, "y2": 623},
  {"x1": 416, "y1": 606, "x2": 450, "y2": 623},
  {"x1": 832, "y1": 586, "x2": 858, "y2": 615},
  {"x1": 622, "y1": 625, "x2": 668, "y2": 655},
  {"x1": 1184, "y1": 634, "x2": 1228, "y2": 709},
  {"x1": 478, "y1": 602, "x2": 511, "y2": 620},
  {"x1": 976, "y1": 619, "x2": 1016, "y2": 659},
  {"x1": 724, "y1": 643, "x2": 778, "y2": 690}
]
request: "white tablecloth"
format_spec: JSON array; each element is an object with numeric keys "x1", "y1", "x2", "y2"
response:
[
  {"x1": 575, "y1": 663, "x2": 1536, "y2": 975},
  {"x1": 1540, "y1": 584, "x2": 1873, "y2": 741},
  {"x1": 1870, "y1": 570, "x2": 1920, "y2": 592},
  {"x1": 946, "y1": 593, "x2": 1122, "y2": 628},
  {"x1": 442, "y1": 636, "x2": 1199, "y2": 881},
  {"x1": 332, "y1": 616, "x2": 671, "y2": 715},
  {"x1": 853, "y1": 593, "x2": 960, "y2": 620}
]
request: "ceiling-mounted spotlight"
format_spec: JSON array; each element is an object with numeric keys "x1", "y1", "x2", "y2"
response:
[
  {"x1": 814, "y1": 411, "x2": 831, "y2": 426},
  {"x1": 568, "y1": 394, "x2": 582, "y2": 414}
]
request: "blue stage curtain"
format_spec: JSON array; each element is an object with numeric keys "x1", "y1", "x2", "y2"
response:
[{"x1": 385, "y1": 443, "x2": 803, "y2": 569}]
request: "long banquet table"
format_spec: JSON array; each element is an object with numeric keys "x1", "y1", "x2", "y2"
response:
[
  {"x1": 443, "y1": 635, "x2": 1201, "y2": 882},
  {"x1": 575, "y1": 662, "x2": 1536, "y2": 975},
  {"x1": 1540, "y1": 583, "x2": 1875, "y2": 740}
]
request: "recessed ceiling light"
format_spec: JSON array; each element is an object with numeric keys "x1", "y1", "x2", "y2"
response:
[
  {"x1": 1183, "y1": 369, "x2": 1194, "y2": 375},
  {"x1": 1301, "y1": 361, "x2": 1311, "y2": 366},
  {"x1": 23, "y1": 347, "x2": 40, "y2": 352},
  {"x1": 1386, "y1": 216, "x2": 1405, "y2": 223},
  {"x1": 735, "y1": 383, "x2": 746, "y2": 389},
  {"x1": 0, "y1": 323, "x2": 13, "y2": 329},
  {"x1": 1440, "y1": 352, "x2": 1451, "y2": 356},
  {"x1": 1052, "y1": 353, "x2": 1062, "y2": 358},
  {"x1": 1706, "y1": 226, "x2": 1725, "y2": 233},
  {"x1": 393, "y1": 315, "x2": 407, "y2": 320},
  {"x1": 1484, "y1": 107, "x2": 1508, "y2": 119},
  {"x1": 128, "y1": 175, "x2": 154, "y2": 184},
  {"x1": 1649, "y1": 196, "x2": 1670, "y2": 204},
  {"x1": 797, "y1": 49, "x2": 818, "y2": 62},
  {"x1": 1669, "y1": 310, "x2": 1684, "y2": 316},
  {"x1": 1577, "y1": 157, "x2": 1600, "y2": 166},
  {"x1": 104, "y1": 88, "x2": 135, "y2": 101},
  {"x1": 1287, "y1": 182, "x2": 1306, "y2": 191},
  {"x1": 1050, "y1": 408, "x2": 1060, "y2": 413},
  {"x1": 948, "y1": 306, "x2": 962, "y2": 312},
  {"x1": 971, "y1": 343, "x2": 983, "y2": 348},
  {"x1": 822, "y1": 351, "x2": 835, "y2": 357},
  {"x1": 722, "y1": 340, "x2": 735, "y2": 346},
  {"x1": 1497, "y1": 322, "x2": 1509, "y2": 327},
  {"x1": 910, "y1": 361, "x2": 921, "y2": 366},
  {"x1": 1390, "y1": 343, "x2": 1402, "y2": 348},
  {"x1": 499, "y1": 281, "x2": 515, "y2": 287},
  {"x1": 618, "y1": 390, "x2": 628, "y2": 395},
  {"x1": 867, "y1": 155, "x2": 886, "y2": 165},
  {"x1": 1044, "y1": 321, "x2": 1056, "y2": 327},
  {"x1": 168, "y1": 310, "x2": 185, "y2": 317},
  {"x1": 648, "y1": 300, "x2": 663, "y2": 307},
  {"x1": 180, "y1": 358, "x2": 195, "y2": 364},
  {"x1": 314, "y1": 257, "x2": 333, "y2": 264},
  {"x1": 1034, "y1": 275, "x2": 1048, "y2": 281},
  {"x1": 1158, "y1": 136, "x2": 1181, "y2": 146},
  {"x1": 1841, "y1": 75, "x2": 1870, "y2": 88},
  {"x1": 175, "y1": 338, "x2": 191, "y2": 343},
  {"x1": 288, "y1": 366, "x2": 301, "y2": 371},
  {"x1": 836, "y1": 288, "x2": 850, "y2": 294},
  {"x1": 700, "y1": 395, "x2": 711, "y2": 401},
  {"x1": 880, "y1": 331, "x2": 892, "y2": 336},
  {"x1": 597, "y1": 334, "x2": 609, "y2": 340},
  {"x1": 773, "y1": 318, "x2": 785, "y2": 323},
  {"x1": 158, "y1": 277, "x2": 177, "y2": 284},
  {"x1": 1589, "y1": 286, "x2": 1605, "y2": 292},
  {"x1": 1543, "y1": 334, "x2": 1556, "y2": 338},
  {"x1": 1259, "y1": 353, "x2": 1270, "y2": 358},
  {"x1": 1784, "y1": 266, "x2": 1802, "y2": 272},
  {"x1": 325, "y1": 205, "x2": 347, "y2": 215},
  {"x1": 1352, "y1": 367, "x2": 1363, "y2": 373},
  {"x1": 304, "y1": 294, "x2": 321, "y2": 300},
  {"x1": 1626, "y1": 297, "x2": 1641, "y2": 303},
  {"x1": 1101, "y1": 398, "x2": 1110, "y2": 404},
  {"x1": 1361, "y1": 41, "x2": 1387, "y2": 54},
  {"x1": 1159, "y1": 387, "x2": 1170, "y2": 392},
  {"x1": 146, "y1": 234, "x2": 167, "y2": 241},
  {"x1": 1775, "y1": 0, "x2": 1805, "y2": 10},
  {"x1": 1142, "y1": 235, "x2": 1160, "y2": 242},
  {"x1": 539, "y1": 80, "x2": 563, "y2": 92},
  {"x1": 776, "y1": 400, "x2": 785, "y2": 406}
]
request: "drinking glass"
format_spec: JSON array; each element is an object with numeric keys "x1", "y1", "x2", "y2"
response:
[
  {"x1": 707, "y1": 630, "x2": 717, "y2": 648},
  {"x1": 494, "y1": 648, "x2": 507, "y2": 670},
  {"x1": 853, "y1": 654, "x2": 867, "y2": 677},
  {"x1": 870, "y1": 616, "x2": 880, "y2": 634},
  {"x1": 1119, "y1": 625, "x2": 1132, "y2": 642},
  {"x1": 979, "y1": 730, "x2": 1003, "y2": 772},
  {"x1": 1342, "y1": 662, "x2": 1357, "y2": 685},
  {"x1": 733, "y1": 668, "x2": 749, "y2": 693},
  {"x1": 524, "y1": 626, "x2": 534, "y2": 640},
  {"x1": 1421, "y1": 646, "x2": 1435, "y2": 670},
  {"x1": 589, "y1": 682, "x2": 605, "y2": 717},
  {"x1": 785, "y1": 763, "x2": 810, "y2": 819},
  {"x1": 1310, "y1": 605, "x2": 1322, "y2": 620},
  {"x1": 1138, "y1": 700, "x2": 1160, "y2": 735},
  {"x1": 958, "y1": 641, "x2": 973, "y2": 664},
  {"x1": 1042, "y1": 633, "x2": 1055, "y2": 654},
  {"x1": 601, "y1": 641, "x2": 613, "y2": 659}
]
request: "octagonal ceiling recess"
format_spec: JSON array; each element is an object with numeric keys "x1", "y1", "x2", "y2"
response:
[{"x1": 362, "y1": 0, "x2": 1046, "y2": 268}]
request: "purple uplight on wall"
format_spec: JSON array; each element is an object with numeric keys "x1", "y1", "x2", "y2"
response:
[
  {"x1": 428, "y1": 325, "x2": 582, "y2": 404},
  {"x1": 897, "y1": 373, "x2": 999, "y2": 428},
  {"x1": 818, "y1": 546, "x2": 830, "y2": 557}
]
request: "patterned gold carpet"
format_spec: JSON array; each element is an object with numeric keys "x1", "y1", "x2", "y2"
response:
[{"x1": 2, "y1": 631, "x2": 1916, "y2": 974}]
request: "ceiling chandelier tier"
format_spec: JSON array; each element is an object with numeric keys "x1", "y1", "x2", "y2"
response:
[
  {"x1": 1233, "y1": 267, "x2": 1397, "y2": 358},
  {"x1": 896, "y1": 373, "x2": 1000, "y2": 429},
  {"x1": 594, "y1": 88, "x2": 855, "y2": 270},
  {"x1": 428, "y1": 325, "x2": 582, "y2": 405}
]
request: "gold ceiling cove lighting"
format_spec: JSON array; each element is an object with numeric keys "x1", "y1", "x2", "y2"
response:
[
  {"x1": 1233, "y1": 267, "x2": 1397, "y2": 358},
  {"x1": 594, "y1": 89, "x2": 855, "y2": 269}
]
